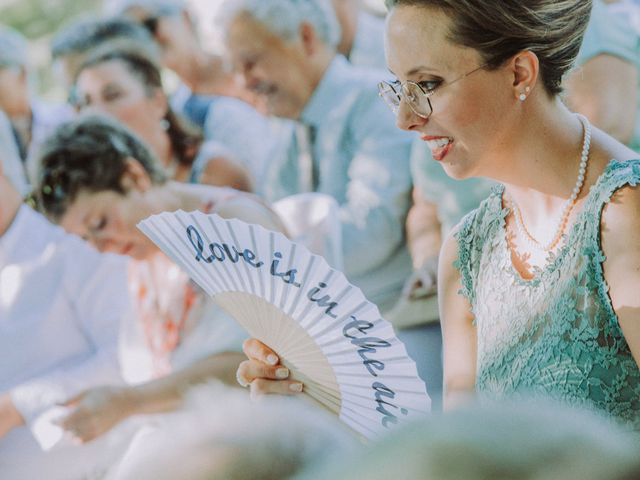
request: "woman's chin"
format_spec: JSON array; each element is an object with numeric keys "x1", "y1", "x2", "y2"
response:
[{"x1": 440, "y1": 160, "x2": 473, "y2": 181}]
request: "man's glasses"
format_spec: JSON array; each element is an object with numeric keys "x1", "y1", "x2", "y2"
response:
[{"x1": 378, "y1": 63, "x2": 489, "y2": 119}]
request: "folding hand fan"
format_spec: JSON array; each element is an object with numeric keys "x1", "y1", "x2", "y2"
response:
[{"x1": 137, "y1": 210, "x2": 430, "y2": 440}]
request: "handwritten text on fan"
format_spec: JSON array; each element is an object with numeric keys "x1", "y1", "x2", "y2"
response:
[{"x1": 187, "y1": 225, "x2": 409, "y2": 429}]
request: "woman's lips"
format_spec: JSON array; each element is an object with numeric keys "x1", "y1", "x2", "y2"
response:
[{"x1": 421, "y1": 135, "x2": 454, "y2": 162}]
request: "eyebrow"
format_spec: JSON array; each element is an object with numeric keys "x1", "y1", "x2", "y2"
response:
[{"x1": 387, "y1": 66, "x2": 440, "y2": 77}]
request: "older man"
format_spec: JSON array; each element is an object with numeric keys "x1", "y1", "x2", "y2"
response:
[
  {"x1": 0, "y1": 160, "x2": 131, "y2": 478},
  {"x1": 218, "y1": 0, "x2": 414, "y2": 314}
]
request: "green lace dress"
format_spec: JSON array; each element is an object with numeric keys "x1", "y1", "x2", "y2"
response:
[{"x1": 455, "y1": 159, "x2": 640, "y2": 428}]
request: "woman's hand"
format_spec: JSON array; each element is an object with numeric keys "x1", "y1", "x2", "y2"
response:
[
  {"x1": 57, "y1": 386, "x2": 136, "y2": 443},
  {"x1": 236, "y1": 339, "x2": 303, "y2": 398},
  {"x1": 401, "y1": 256, "x2": 439, "y2": 300}
]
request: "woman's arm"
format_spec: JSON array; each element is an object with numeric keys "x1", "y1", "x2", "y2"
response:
[
  {"x1": 438, "y1": 228, "x2": 478, "y2": 411},
  {"x1": 601, "y1": 183, "x2": 640, "y2": 367},
  {"x1": 198, "y1": 156, "x2": 253, "y2": 193},
  {"x1": 407, "y1": 187, "x2": 443, "y2": 269},
  {"x1": 58, "y1": 351, "x2": 246, "y2": 443},
  {"x1": 402, "y1": 187, "x2": 443, "y2": 298}
]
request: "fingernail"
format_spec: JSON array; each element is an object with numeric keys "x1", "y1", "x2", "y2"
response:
[
  {"x1": 289, "y1": 383, "x2": 303, "y2": 393},
  {"x1": 236, "y1": 373, "x2": 249, "y2": 388},
  {"x1": 267, "y1": 354, "x2": 278, "y2": 365},
  {"x1": 276, "y1": 368, "x2": 289, "y2": 379}
]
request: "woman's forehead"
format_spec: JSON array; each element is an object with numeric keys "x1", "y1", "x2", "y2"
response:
[{"x1": 385, "y1": 6, "x2": 472, "y2": 76}]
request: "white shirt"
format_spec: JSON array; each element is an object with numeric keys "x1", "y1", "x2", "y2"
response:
[{"x1": 0, "y1": 205, "x2": 131, "y2": 474}]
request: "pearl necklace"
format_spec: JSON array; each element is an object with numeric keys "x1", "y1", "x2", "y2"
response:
[{"x1": 509, "y1": 114, "x2": 591, "y2": 252}]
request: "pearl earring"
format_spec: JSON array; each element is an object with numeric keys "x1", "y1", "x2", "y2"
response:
[{"x1": 519, "y1": 93, "x2": 527, "y2": 101}]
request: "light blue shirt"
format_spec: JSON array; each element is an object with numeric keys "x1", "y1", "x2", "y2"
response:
[
  {"x1": 203, "y1": 96, "x2": 277, "y2": 183},
  {"x1": 577, "y1": 0, "x2": 640, "y2": 152},
  {"x1": 264, "y1": 56, "x2": 414, "y2": 311},
  {"x1": 172, "y1": 83, "x2": 276, "y2": 182},
  {"x1": 350, "y1": 11, "x2": 388, "y2": 71}
]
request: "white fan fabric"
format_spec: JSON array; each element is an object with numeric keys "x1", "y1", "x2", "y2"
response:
[{"x1": 138, "y1": 210, "x2": 430, "y2": 439}]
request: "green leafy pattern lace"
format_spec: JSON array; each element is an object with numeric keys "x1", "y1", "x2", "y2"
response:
[{"x1": 455, "y1": 160, "x2": 640, "y2": 429}]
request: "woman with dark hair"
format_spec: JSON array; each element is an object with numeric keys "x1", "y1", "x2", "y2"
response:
[
  {"x1": 237, "y1": 0, "x2": 640, "y2": 429},
  {"x1": 71, "y1": 48, "x2": 252, "y2": 191},
  {"x1": 34, "y1": 114, "x2": 284, "y2": 442}
]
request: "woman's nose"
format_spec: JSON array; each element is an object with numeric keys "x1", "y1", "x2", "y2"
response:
[{"x1": 395, "y1": 98, "x2": 427, "y2": 132}]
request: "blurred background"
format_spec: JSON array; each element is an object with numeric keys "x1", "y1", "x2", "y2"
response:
[{"x1": 0, "y1": 0, "x2": 386, "y2": 101}]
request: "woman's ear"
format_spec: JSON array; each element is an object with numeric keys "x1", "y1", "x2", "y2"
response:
[
  {"x1": 120, "y1": 157, "x2": 153, "y2": 193},
  {"x1": 510, "y1": 50, "x2": 539, "y2": 101}
]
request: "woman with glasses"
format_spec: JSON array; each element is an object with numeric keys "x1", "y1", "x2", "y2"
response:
[
  {"x1": 33, "y1": 115, "x2": 285, "y2": 443},
  {"x1": 238, "y1": 0, "x2": 640, "y2": 429},
  {"x1": 72, "y1": 48, "x2": 253, "y2": 191}
]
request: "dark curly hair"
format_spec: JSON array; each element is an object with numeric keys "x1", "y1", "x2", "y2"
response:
[{"x1": 35, "y1": 114, "x2": 167, "y2": 222}]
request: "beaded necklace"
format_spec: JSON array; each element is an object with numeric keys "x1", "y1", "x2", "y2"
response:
[{"x1": 508, "y1": 114, "x2": 591, "y2": 252}]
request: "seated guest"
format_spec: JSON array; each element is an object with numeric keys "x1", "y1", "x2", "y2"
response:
[
  {"x1": 218, "y1": 0, "x2": 415, "y2": 314},
  {"x1": 109, "y1": 0, "x2": 276, "y2": 181},
  {"x1": 34, "y1": 115, "x2": 285, "y2": 443},
  {"x1": 0, "y1": 25, "x2": 73, "y2": 185},
  {"x1": 566, "y1": 0, "x2": 640, "y2": 151},
  {"x1": 0, "y1": 140, "x2": 130, "y2": 479},
  {"x1": 51, "y1": 15, "x2": 159, "y2": 92},
  {"x1": 73, "y1": 48, "x2": 252, "y2": 190}
]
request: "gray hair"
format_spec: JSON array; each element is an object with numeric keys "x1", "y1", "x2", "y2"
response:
[
  {"x1": 0, "y1": 25, "x2": 28, "y2": 68},
  {"x1": 103, "y1": 0, "x2": 186, "y2": 17},
  {"x1": 217, "y1": 0, "x2": 341, "y2": 49}
]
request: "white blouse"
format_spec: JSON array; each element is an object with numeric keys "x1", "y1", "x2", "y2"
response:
[{"x1": 0, "y1": 205, "x2": 131, "y2": 424}]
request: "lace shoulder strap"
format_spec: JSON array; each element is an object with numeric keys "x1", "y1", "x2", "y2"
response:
[
  {"x1": 583, "y1": 160, "x2": 640, "y2": 241},
  {"x1": 454, "y1": 185, "x2": 505, "y2": 306},
  {"x1": 580, "y1": 159, "x2": 640, "y2": 319}
]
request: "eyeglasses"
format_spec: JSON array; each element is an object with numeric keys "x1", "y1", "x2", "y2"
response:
[{"x1": 378, "y1": 63, "x2": 489, "y2": 119}]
